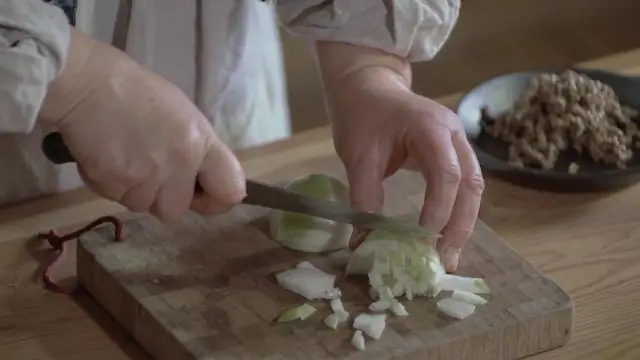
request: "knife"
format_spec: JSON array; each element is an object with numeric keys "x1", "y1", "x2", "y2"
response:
[{"x1": 41, "y1": 132, "x2": 441, "y2": 240}]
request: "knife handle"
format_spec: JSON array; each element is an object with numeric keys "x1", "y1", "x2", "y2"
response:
[{"x1": 41, "y1": 132, "x2": 205, "y2": 194}]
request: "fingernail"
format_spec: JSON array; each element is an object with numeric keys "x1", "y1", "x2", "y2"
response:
[{"x1": 443, "y1": 247, "x2": 461, "y2": 272}]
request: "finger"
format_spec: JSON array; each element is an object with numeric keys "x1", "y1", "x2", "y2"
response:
[
  {"x1": 439, "y1": 131, "x2": 485, "y2": 272},
  {"x1": 400, "y1": 155, "x2": 421, "y2": 172},
  {"x1": 190, "y1": 197, "x2": 235, "y2": 216},
  {"x1": 412, "y1": 127, "x2": 462, "y2": 233},
  {"x1": 192, "y1": 139, "x2": 246, "y2": 213},
  {"x1": 346, "y1": 155, "x2": 385, "y2": 213},
  {"x1": 76, "y1": 167, "x2": 129, "y2": 203},
  {"x1": 348, "y1": 228, "x2": 372, "y2": 252},
  {"x1": 150, "y1": 170, "x2": 198, "y2": 223},
  {"x1": 119, "y1": 176, "x2": 163, "y2": 213},
  {"x1": 344, "y1": 154, "x2": 385, "y2": 249}
]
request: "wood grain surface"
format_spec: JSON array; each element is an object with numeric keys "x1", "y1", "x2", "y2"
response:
[{"x1": 76, "y1": 157, "x2": 573, "y2": 360}]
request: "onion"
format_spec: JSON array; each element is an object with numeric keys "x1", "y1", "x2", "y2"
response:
[
  {"x1": 275, "y1": 262, "x2": 341, "y2": 300},
  {"x1": 451, "y1": 290, "x2": 488, "y2": 305},
  {"x1": 369, "y1": 300, "x2": 391, "y2": 312},
  {"x1": 346, "y1": 229, "x2": 446, "y2": 300},
  {"x1": 346, "y1": 229, "x2": 491, "y2": 303},
  {"x1": 351, "y1": 330, "x2": 366, "y2": 351},
  {"x1": 368, "y1": 286, "x2": 408, "y2": 316},
  {"x1": 329, "y1": 298, "x2": 345, "y2": 313},
  {"x1": 390, "y1": 301, "x2": 408, "y2": 316},
  {"x1": 323, "y1": 313, "x2": 340, "y2": 329},
  {"x1": 268, "y1": 174, "x2": 352, "y2": 253},
  {"x1": 277, "y1": 303, "x2": 317, "y2": 322},
  {"x1": 329, "y1": 298, "x2": 350, "y2": 322},
  {"x1": 353, "y1": 313, "x2": 387, "y2": 340},
  {"x1": 334, "y1": 310, "x2": 349, "y2": 322},
  {"x1": 438, "y1": 274, "x2": 490, "y2": 294},
  {"x1": 436, "y1": 298, "x2": 476, "y2": 320}
]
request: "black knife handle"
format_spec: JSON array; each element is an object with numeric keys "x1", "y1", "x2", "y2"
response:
[
  {"x1": 41, "y1": 132, "x2": 74, "y2": 165},
  {"x1": 41, "y1": 132, "x2": 205, "y2": 193}
]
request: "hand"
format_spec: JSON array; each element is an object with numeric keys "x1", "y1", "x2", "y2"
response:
[
  {"x1": 39, "y1": 30, "x2": 246, "y2": 222},
  {"x1": 330, "y1": 69, "x2": 485, "y2": 272}
]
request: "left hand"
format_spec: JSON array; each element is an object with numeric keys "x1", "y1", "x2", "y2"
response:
[{"x1": 329, "y1": 69, "x2": 485, "y2": 272}]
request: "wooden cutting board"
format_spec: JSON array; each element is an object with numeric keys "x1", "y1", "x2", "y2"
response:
[{"x1": 76, "y1": 156, "x2": 573, "y2": 360}]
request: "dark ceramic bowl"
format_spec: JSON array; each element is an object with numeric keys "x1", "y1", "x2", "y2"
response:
[{"x1": 457, "y1": 68, "x2": 640, "y2": 192}]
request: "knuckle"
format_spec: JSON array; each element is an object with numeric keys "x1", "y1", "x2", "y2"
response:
[
  {"x1": 95, "y1": 156, "x2": 148, "y2": 190},
  {"x1": 115, "y1": 169, "x2": 143, "y2": 189},
  {"x1": 171, "y1": 125, "x2": 206, "y2": 163},
  {"x1": 441, "y1": 163, "x2": 462, "y2": 184},
  {"x1": 464, "y1": 172, "x2": 486, "y2": 195}
]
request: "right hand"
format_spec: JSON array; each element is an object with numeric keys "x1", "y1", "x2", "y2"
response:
[{"x1": 39, "y1": 30, "x2": 246, "y2": 222}]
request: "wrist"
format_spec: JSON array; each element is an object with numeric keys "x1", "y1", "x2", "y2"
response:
[
  {"x1": 315, "y1": 41, "x2": 412, "y2": 94},
  {"x1": 38, "y1": 28, "x2": 139, "y2": 127}
]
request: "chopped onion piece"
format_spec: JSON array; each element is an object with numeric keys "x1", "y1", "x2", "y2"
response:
[
  {"x1": 275, "y1": 263, "x2": 341, "y2": 300},
  {"x1": 378, "y1": 287, "x2": 395, "y2": 302},
  {"x1": 323, "y1": 313, "x2": 340, "y2": 329},
  {"x1": 390, "y1": 282, "x2": 404, "y2": 297},
  {"x1": 405, "y1": 287, "x2": 414, "y2": 301},
  {"x1": 391, "y1": 301, "x2": 409, "y2": 317},
  {"x1": 334, "y1": 310, "x2": 349, "y2": 322},
  {"x1": 353, "y1": 313, "x2": 387, "y2": 340},
  {"x1": 277, "y1": 303, "x2": 317, "y2": 322},
  {"x1": 351, "y1": 330, "x2": 366, "y2": 351},
  {"x1": 327, "y1": 297, "x2": 350, "y2": 322},
  {"x1": 369, "y1": 300, "x2": 391, "y2": 312},
  {"x1": 369, "y1": 288, "x2": 378, "y2": 300},
  {"x1": 438, "y1": 274, "x2": 490, "y2": 294},
  {"x1": 451, "y1": 290, "x2": 488, "y2": 305},
  {"x1": 298, "y1": 304, "x2": 316, "y2": 320},
  {"x1": 436, "y1": 298, "x2": 476, "y2": 320},
  {"x1": 296, "y1": 261, "x2": 318, "y2": 270},
  {"x1": 368, "y1": 273, "x2": 384, "y2": 288},
  {"x1": 330, "y1": 298, "x2": 345, "y2": 313}
]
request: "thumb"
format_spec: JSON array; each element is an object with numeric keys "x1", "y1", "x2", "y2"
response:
[
  {"x1": 190, "y1": 137, "x2": 247, "y2": 215},
  {"x1": 345, "y1": 157, "x2": 385, "y2": 249}
]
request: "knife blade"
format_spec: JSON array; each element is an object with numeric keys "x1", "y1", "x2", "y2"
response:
[
  {"x1": 41, "y1": 132, "x2": 441, "y2": 239},
  {"x1": 242, "y1": 180, "x2": 441, "y2": 239}
]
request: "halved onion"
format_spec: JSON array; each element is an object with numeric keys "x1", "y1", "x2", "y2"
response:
[{"x1": 268, "y1": 174, "x2": 352, "y2": 253}]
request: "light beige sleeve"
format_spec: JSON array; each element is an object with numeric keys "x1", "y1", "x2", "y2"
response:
[
  {"x1": 275, "y1": 0, "x2": 460, "y2": 62},
  {"x1": 0, "y1": 0, "x2": 70, "y2": 133}
]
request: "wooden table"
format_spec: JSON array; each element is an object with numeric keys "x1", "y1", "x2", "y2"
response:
[{"x1": 2, "y1": 49, "x2": 640, "y2": 360}]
